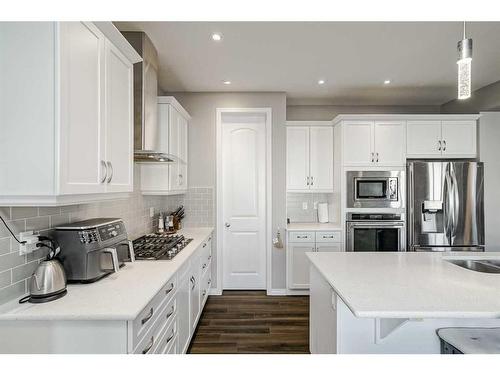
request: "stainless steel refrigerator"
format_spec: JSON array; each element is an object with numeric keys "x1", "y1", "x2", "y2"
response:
[{"x1": 407, "y1": 161, "x2": 484, "y2": 251}]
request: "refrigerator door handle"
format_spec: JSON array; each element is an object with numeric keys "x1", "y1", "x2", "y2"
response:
[
  {"x1": 444, "y1": 165, "x2": 453, "y2": 244},
  {"x1": 450, "y1": 166, "x2": 460, "y2": 238}
]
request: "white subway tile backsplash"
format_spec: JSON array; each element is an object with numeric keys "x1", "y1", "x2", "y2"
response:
[
  {"x1": 11, "y1": 207, "x2": 38, "y2": 220},
  {"x1": 0, "y1": 238, "x2": 10, "y2": 256}
]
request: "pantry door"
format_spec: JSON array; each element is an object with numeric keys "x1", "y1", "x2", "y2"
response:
[{"x1": 218, "y1": 109, "x2": 271, "y2": 290}]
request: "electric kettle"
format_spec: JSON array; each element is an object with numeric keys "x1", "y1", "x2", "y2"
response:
[{"x1": 19, "y1": 237, "x2": 67, "y2": 304}]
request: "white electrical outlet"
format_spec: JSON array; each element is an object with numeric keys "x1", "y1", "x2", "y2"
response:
[
  {"x1": 149, "y1": 207, "x2": 155, "y2": 218},
  {"x1": 302, "y1": 202, "x2": 308, "y2": 210},
  {"x1": 19, "y1": 231, "x2": 39, "y2": 255}
]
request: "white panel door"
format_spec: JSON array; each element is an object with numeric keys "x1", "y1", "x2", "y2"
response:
[
  {"x1": 222, "y1": 114, "x2": 267, "y2": 289},
  {"x1": 288, "y1": 243, "x2": 315, "y2": 289},
  {"x1": 374, "y1": 121, "x2": 405, "y2": 166},
  {"x1": 287, "y1": 127, "x2": 310, "y2": 191},
  {"x1": 343, "y1": 122, "x2": 374, "y2": 166},
  {"x1": 309, "y1": 126, "x2": 334, "y2": 191},
  {"x1": 58, "y1": 22, "x2": 106, "y2": 194},
  {"x1": 104, "y1": 40, "x2": 134, "y2": 192},
  {"x1": 441, "y1": 120, "x2": 477, "y2": 158},
  {"x1": 406, "y1": 121, "x2": 442, "y2": 158}
]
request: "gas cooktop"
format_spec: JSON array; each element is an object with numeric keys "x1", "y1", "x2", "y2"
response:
[{"x1": 132, "y1": 234, "x2": 193, "y2": 260}]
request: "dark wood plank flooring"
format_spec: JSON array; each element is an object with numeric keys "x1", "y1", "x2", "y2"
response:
[{"x1": 188, "y1": 290, "x2": 310, "y2": 354}]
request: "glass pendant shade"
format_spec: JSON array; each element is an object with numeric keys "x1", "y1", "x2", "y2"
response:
[{"x1": 457, "y1": 38, "x2": 472, "y2": 100}]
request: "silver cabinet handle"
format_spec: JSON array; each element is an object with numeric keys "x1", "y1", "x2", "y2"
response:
[
  {"x1": 310, "y1": 176, "x2": 314, "y2": 186},
  {"x1": 191, "y1": 276, "x2": 196, "y2": 290},
  {"x1": 142, "y1": 336, "x2": 154, "y2": 354},
  {"x1": 165, "y1": 282, "x2": 174, "y2": 295},
  {"x1": 127, "y1": 240, "x2": 135, "y2": 262},
  {"x1": 443, "y1": 140, "x2": 447, "y2": 151},
  {"x1": 296, "y1": 235, "x2": 308, "y2": 239},
  {"x1": 208, "y1": 237, "x2": 212, "y2": 241},
  {"x1": 166, "y1": 329, "x2": 175, "y2": 344},
  {"x1": 203, "y1": 243, "x2": 207, "y2": 248},
  {"x1": 208, "y1": 255, "x2": 212, "y2": 261},
  {"x1": 225, "y1": 222, "x2": 231, "y2": 228},
  {"x1": 438, "y1": 140, "x2": 442, "y2": 151},
  {"x1": 102, "y1": 247, "x2": 119, "y2": 273},
  {"x1": 306, "y1": 176, "x2": 310, "y2": 186},
  {"x1": 376, "y1": 152, "x2": 379, "y2": 162},
  {"x1": 202, "y1": 289, "x2": 207, "y2": 297},
  {"x1": 166, "y1": 305, "x2": 175, "y2": 319},
  {"x1": 141, "y1": 307, "x2": 154, "y2": 325},
  {"x1": 100, "y1": 160, "x2": 108, "y2": 183},
  {"x1": 208, "y1": 278, "x2": 211, "y2": 286},
  {"x1": 371, "y1": 152, "x2": 374, "y2": 162},
  {"x1": 106, "y1": 161, "x2": 113, "y2": 183},
  {"x1": 323, "y1": 235, "x2": 334, "y2": 238},
  {"x1": 202, "y1": 263, "x2": 207, "y2": 270}
]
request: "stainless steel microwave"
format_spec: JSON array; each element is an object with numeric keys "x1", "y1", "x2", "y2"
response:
[{"x1": 346, "y1": 170, "x2": 403, "y2": 209}]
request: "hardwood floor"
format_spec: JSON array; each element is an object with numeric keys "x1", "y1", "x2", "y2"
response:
[{"x1": 188, "y1": 290, "x2": 310, "y2": 354}]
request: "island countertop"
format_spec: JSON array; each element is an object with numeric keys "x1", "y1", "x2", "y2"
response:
[
  {"x1": 307, "y1": 251, "x2": 500, "y2": 319},
  {"x1": 0, "y1": 227, "x2": 214, "y2": 321}
]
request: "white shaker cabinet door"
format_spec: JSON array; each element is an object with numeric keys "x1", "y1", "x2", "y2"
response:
[
  {"x1": 441, "y1": 120, "x2": 477, "y2": 158},
  {"x1": 104, "y1": 40, "x2": 134, "y2": 192},
  {"x1": 406, "y1": 121, "x2": 442, "y2": 158},
  {"x1": 288, "y1": 243, "x2": 315, "y2": 289},
  {"x1": 58, "y1": 22, "x2": 106, "y2": 194},
  {"x1": 177, "y1": 271, "x2": 191, "y2": 354},
  {"x1": 309, "y1": 126, "x2": 334, "y2": 191},
  {"x1": 374, "y1": 121, "x2": 405, "y2": 166},
  {"x1": 287, "y1": 127, "x2": 310, "y2": 191},
  {"x1": 316, "y1": 243, "x2": 342, "y2": 252},
  {"x1": 189, "y1": 256, "x2": 201, "y2": 332},
  {"x1": 343, "y1": 121, "x2": 374, "y2": 166}
]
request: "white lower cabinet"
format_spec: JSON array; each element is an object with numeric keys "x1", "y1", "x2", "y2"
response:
[
  {"x1": 0, "y1": 232, "x2": 213, "y2": 354},
  {"x1": 287, "y1": 230, "x2": 342, "y2": 291}
]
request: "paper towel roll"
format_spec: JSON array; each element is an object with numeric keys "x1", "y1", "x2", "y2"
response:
[{"x1": 317, "y1": 203, "x2": 329, "y2": 223}]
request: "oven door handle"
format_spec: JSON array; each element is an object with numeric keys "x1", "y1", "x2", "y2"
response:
[{"x1": 346, "y1": 221, "x2": 405, "y2": 228}]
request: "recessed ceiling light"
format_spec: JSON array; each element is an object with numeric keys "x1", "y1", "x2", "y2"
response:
[
  {"x1": 212, "y1": 33, "x2": 222, "y2": 41},
  {"x1": 384, "y1": 80, "x2": 391, "y2": 85},
  {"x1": 223, "y1": 80, "x2": 231, "y2": 85},
  {"x1": 318, "y1": 79, "x2": 326, "y2": 85}
]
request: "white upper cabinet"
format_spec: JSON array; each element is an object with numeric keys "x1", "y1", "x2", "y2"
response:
[
  {"x1": 343, "y1": 121, "x2": 405, "y2": 166},
  {"x1": 406, "y1": 120, "x2": 477, "y2": 158},
  {"x1": 373, "y1": 121, "x2": 406, "y2": 165},
  {"x1": 58, "y1": 22, "x2": 106, "y2": 195},
  {"x1": 441, "y1": 120, "x2": 477, "y2": 158},
  {"x1": 140, "y1": 97, "x2": 191, "y2": 195},
  {"x1": 343, "y1": 121, "x2": 373, "y2": 166},
  {"x1": 406, "y1": 120, "x2": 442, "y2": 157},
  {"x1": 286, "y1": 127, "x2": 310, "y2": 191},
  {"x1": 0, "y1": 22, "x2": 140, "y2": 206},
  {"x1": 104, "y1": 40, "x2": 134, "y2": 192},
  {"x1": 286, "y1": 125, "x2": 333, "y2": 192}
]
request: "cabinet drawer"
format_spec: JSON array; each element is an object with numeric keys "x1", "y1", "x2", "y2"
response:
[
  {"x1": 131, "y1": 275, "x2": 176, "y2": 349},
  {"x1": 134, "y1": 295, "x2": 176, "y2": 354},
  {"x1": 315, "y1": 231, "x2": 341, "y2": 243},
  {"x1": 153, "y1": 315, "x2": 177, "y2": 354},
  {"x1": 288, "y1": 231, "x2": 314, "y2": 242},
  {"x1": 200, "y1": 262, "x2": 212, "y2": 306}
]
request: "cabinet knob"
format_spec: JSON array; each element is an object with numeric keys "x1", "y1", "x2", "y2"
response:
[{"x1": 225, "y1": 222, "x2": 231, "y2": 228}]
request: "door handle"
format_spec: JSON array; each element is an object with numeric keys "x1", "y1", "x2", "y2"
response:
[
  {"x1": 100, "y1": 160, "x2": 108, "y2": 183},
  {"x1": 438, "y1": 140, "x2": 442, "y2": 151},
  {"x1": 306, "y1": 176, "x2": 310, "y2": 186},
  {"x1": 106, "y1": 161, "x2": 113, "y2": 183},
  {"x1": 376, "y1": 152, "x2": 379, "y2": 162},
  {"x1": 141, "y1": 307, "x2": 154, "y2": 325},
  {"x1": 371, "y1": 152, "x2": 374, "y2": 162},
  {"x1": 310, "y1": 176, "x2": 314, "y2": 186},
  {"x1": 225, "y1": 222, "x2": 231, "y2": 228},
  {"x1": 442, "y1": 140, "x2": 447, "y2": 151}
]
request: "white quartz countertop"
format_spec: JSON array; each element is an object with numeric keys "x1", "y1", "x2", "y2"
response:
[
  {"x1": 0, "y1": 227, "x2": 214, "y2": 321},
  {"x1": 286, "y1": 223, "x2": 342, "y2": 231},
  {"x1": 307, "y1": 251, "x2": 500, "y2": 319}
]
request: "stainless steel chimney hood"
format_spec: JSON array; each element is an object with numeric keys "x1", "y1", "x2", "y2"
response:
[{"x1": 121, "y1": 31, "x2": 174, "y2": 163}]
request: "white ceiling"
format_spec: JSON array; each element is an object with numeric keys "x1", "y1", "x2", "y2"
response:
[{"x1": 115, "y1": 22, "x2": 500, "y2": 105}]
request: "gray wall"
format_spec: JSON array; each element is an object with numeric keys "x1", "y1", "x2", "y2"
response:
[
  {"x1": 287, "y1": 104, "x2": 441, "y2": 121},
  {"x1": 478, "y1": 112, "x2": 500, "y2": 251},
  {"x1": 167, "y1": 92, "x2": 288, "y2": 290},
  {"x1": 441, "y1": 80, "x2": 500, "y2": 113}
]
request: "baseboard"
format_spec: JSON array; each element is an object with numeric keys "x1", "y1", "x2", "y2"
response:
[
  {"x1": 267, "y1": 288, "x2": 287, "y2": 296},
  {"x1": 286, "y1": 289, "x2": 310, "y2": 296},
  {"x1": 209, "y1": 287, "x2": 222, "y2": 296}
]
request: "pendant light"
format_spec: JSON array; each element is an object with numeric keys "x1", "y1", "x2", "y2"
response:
[{"x1": 457, "y1": 21, "x2": 473, "y2": 100}]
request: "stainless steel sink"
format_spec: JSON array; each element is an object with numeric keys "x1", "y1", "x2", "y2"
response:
[{"x1": 447, "y1": 259, "x2": 500, "y2": 274}]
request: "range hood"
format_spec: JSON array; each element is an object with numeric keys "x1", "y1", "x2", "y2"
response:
[{"x1": 121, "y1": 31, "x2": 174, "y2": 163}]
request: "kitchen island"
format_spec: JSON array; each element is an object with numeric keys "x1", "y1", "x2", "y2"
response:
[{"x1": 307, "y1": 251, "x2": 500, "y2": 354}]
